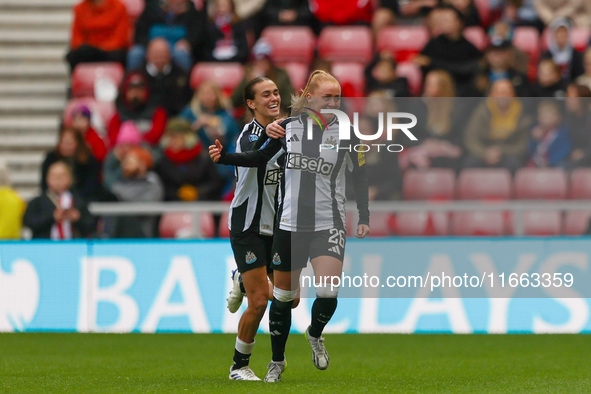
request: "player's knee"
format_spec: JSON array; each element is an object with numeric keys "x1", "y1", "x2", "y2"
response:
[
  {"x1": 247, "y1": 292, "x2": 269, "y2": 317},
  {"x1": 272, "y1": 287, "x2": 297, "y2": 311},
  {"x1": 316, "y1": 283, "x2": 339, "y2": 298}
]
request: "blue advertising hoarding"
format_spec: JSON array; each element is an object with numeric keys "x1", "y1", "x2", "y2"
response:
[{"x1": 1, "y1": 238, "x2": 590, "y2": 333}]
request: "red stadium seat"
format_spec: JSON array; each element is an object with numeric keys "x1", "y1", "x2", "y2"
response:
[
  {"x1": 403, "y1": 169, "x2": 456, "y2": 200},
  {"x1": 395, "y1": 212, "x2": 450, "y2": 236},
  {"x1": 396, "y1": 62, "x2": 422, "y2": 96},
  {"x1": 473, "y1": 0, "x2": 492, "y2": 27},
  {"x1": 63, "y1": 97, "x2": 116, "y2": 128},
  {"x1": 452, "y1": 211, "x2": 505, "y2": 236},
  {"x1": 159, "y1": 212, "x2": 225, "y2": 238},
  {"x1": 541, "y1": 27, "x2": 591, "y2": 52},
  {"x1": 522, "y1": 210, "x2": 562, "y2": 236},
  {"x1": 71, "y1": 62, "x2": 125, "y2": 99},
  {"x1": 564, "y1": 211, "x2": 591, "y2": 235},
  {"x1": 514, "y1": 168, "x2": 567, "y2": 200},
  {"x1": 569, "y1": 168, "x2": 591, "y2": 199},
  {"x1": 331, "y1": 62, "x2": 365, "y2": 96},
  {"x1": 512, "y1": 27, "x2": 540, "y2": 81},
  {"x1": 457, "y1": 168, "x2": 512, "y2": 200},
  {"x1": 218, "y1": 212, "x2": 230, "y2": 238},
  {"x1": 318, "y1": 26, "x2": 373, "y2": 63},
  {"x1": 463, "y1": 26, "x2": 488, "y2": 51},
  {"x1": 363, "y1": 212, "x2": 396, "y2": 236},
  {"x1": 120, "y1": 0, "x2": 144, "y2": 22},
  {"x1": 260, "y1": 26, "x2": 316, "y2": 64},
  {"x1": 159, "y1": 212, "x2": 194, "y2": 238},
  {"x1": 376, "y1": 26, "x2": 429, "y2": 63},
  {"x1": 280, "y1": 62, "x2": 309, "y2": 92},
  {"x1": 190, "y1": 62, "x2": 245, "y2": 95}
]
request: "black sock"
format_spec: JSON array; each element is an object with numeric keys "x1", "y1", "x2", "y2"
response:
[
  {"x1": 309, "y1": 297, "x2": 337, "y2": 338},
  {"x1": 269, "y1": 298, "x2": 293, "y2": 362},
  {"x1": 232, "y1": 349, "x2": 250, "y2": 370}
]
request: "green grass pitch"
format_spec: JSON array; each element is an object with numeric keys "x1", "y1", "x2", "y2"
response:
[{"x1": 1, "y1": 333, "x2": 590, "y2": 392}]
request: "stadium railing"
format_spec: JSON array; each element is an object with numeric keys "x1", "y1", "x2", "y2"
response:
[{"x1": 88, "y1": 200, "x2": 591, "y2": 238}]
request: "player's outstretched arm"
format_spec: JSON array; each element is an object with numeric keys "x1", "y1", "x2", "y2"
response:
[{"x1": 210, "y1": 138, "x2": 282, "y2": 167}]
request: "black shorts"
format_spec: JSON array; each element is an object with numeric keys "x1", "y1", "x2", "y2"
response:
[
  {"x1": 230, "y1": 229, "x2": 274, "y2": 274},
  {"x1": 271, "y1": 228, "x2": 346, "y2": 272}
]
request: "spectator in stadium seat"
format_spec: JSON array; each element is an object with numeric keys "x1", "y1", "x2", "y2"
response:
[
  {"x1": 527, "y1": 100, "x2": 572, "y2": 167},
  {"x1": 503, "y1": 0, "x2": 544, "y2": 32},
  {"x1": 128, "y1": 0, "x2": 207, "y2": 72},
  {"x1": 371, "y1": 0, "x2": 398, "y2": 38},
  {"x1": 309, "y1": 0, "x2": 373, "y2": 26},
  {"x1": 231, "y1": 40, "x2": 295, "y2": 115},
  {"x1": 136, "y1": 38, "x2": 193, "y2": 116},
  {"x1": 402, "y1": 70, "x2": 464, "y2": 171},
  {"x1": 104, "y1": 120, "x2": 148, "y2": 190},
  {"x1": 564, "y1": 84, "x2": 591, "y2": 167},
  {"x1": 156, "y1": 118, "x2": 223, "y2": 202},
  {"x1": 202, "y1": 0, "x2": 250, "y2": 63},
  {"x1": 575, "y1": 48, "x2": 591, "y2": 91},
  {"x1": 108, "y1": 72, "x2": 167, "y2": 149},
  {"x1": 179, "y1": 80, "x2": 239, "y2": 199},
  {"x1": 534, "y1": 0, "x2": 591, "y2": 28},
  {"x1": 0, "y1": 162, "x2": 25, "y2": 239},
  {"x1": 534, "y1": 59, "x2": 568, "y2": 97},
  {"x1": 24, "y1": 161, "x2": 96, "y2": 239},
  {"x1": 398, "y1": 0, "x2": 438, "y2": 19},
  {"x1": 441, "y1": 0, "x2": 481, "y2": 26},
  {"x1": 464, "y1": 79, "x2": 533, "y2": 172},
  {"x1": 476, "y1": 40, "x2": 533, "y2": 97},
  {"x1": 542, "y1": 18, "x2": 584, "y2": 82},
  {"x1": 264, "y1": 0, "x2": 317, "y2": 32},
  {"x1": 364, "y1": 51, "x2": 410, "y2": 97},
  {"x1": 487, "y1": 21, "x2": 531, "y2": 76},
  {"x1": 65, "y1": 0, "x2": 129, "y2": 72},
  {"x1": 415, "y1": 5, "x2": 482, "y2": 96},
  {"x1": 109, "y1": 147, "x2": 164, "y2": 238},
  {"x1": 41, "y1": 127, "x2": 102, "y2": 203},
  {"x1": 70, "y1": 105, "x2": 108, "y2": 163},
  {"x1": 355, "y1": 92, "x2": 402, "y2": 200}
]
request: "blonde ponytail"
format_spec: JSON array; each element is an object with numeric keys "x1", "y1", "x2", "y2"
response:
[{"x1": 290, "y1": 70, "x2": 340, "y2": 115}]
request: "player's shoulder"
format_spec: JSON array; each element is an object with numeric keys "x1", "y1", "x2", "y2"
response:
[{"x1": 238, "y1": 119, "x2": 265, "y2": 144}]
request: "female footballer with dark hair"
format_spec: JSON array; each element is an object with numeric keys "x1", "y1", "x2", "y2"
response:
[
  {"x1": 223, "y1": 76, "x2": 284, "y2": 381},
  {"x1": 211, "y1": 70, "x2": 370, "y2": 382}
]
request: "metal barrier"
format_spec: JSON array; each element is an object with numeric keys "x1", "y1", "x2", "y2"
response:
[{"x1": 89, "y1": 200, "x2": 591, "y2": 237}]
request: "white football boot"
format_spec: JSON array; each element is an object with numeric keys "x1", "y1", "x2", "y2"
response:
[{"x1": 306, "y1": 326, "x2": 329, "y2": 370}]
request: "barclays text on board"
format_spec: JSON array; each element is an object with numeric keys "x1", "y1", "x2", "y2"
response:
[{"x1": 1, "y1": 238, "x2": 591, "y2": 334}]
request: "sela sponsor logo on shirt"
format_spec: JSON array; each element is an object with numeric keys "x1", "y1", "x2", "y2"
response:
[
  {"x1": 286, "y1": 152, "x2": 334, "y2": 175},
  {"x1": 265, "y1": 168, "x2": 282, "y2": 185},
  {"x1": 245, "y1": 251, "x2": 257, "y2": 264},
  {"x1": 305, "y1": 108, "x2": 418, "y2": 153}
]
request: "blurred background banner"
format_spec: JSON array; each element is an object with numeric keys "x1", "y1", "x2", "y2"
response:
[{"x1": 2, "y1": 238, "x2": 591, "y2": 334}]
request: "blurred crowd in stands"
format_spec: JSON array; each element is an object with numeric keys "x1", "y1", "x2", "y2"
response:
[{"x1": 3, "y1": 0, "x2": 591, "y2": 240}]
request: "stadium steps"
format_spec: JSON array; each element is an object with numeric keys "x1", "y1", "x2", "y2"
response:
[{"x1": 0, "y1": 0, "x2": 75, "y2": 200}]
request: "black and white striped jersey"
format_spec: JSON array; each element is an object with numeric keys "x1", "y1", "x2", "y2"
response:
[
  {"x1": 218, "y1": 114, "x2": 369, "y2": 233},
  {"x1": 226, "y1": 119, "x2": 284, "y2": 236}
]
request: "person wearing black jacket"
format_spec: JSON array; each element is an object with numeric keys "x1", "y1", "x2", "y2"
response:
[
  {"x1": 202, "y1": 0, "x2": 250, "y2": 63},
  {"x1": 263, "y1": 0, "x2": 316, "y2": 31},
  {"x1": 24, "y1": 161, "x2": 95, "y2": 239},
  {"x1": 365, "y1": 52, "x2": 410, "y2": 96},
  {"x1": 415, "y1": 4, "x2": 482, "y2": 97},
  {"x1": 127, "y1": 0, "x2": 207, "y2": 71},
  {"x1": 139, "y1": 38, "x2": 192, "y2": 116}
]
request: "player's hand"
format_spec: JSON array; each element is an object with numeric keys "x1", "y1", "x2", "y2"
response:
[
  {"x1": 356, "y1": 224, "x2": 370, "y2": 239},
  {"x1": 209, "y1": 139, "x2": 223, "y2": 162},
  {"x1": 266, "y1": 119, "x2": 286, "y2": 139}
]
